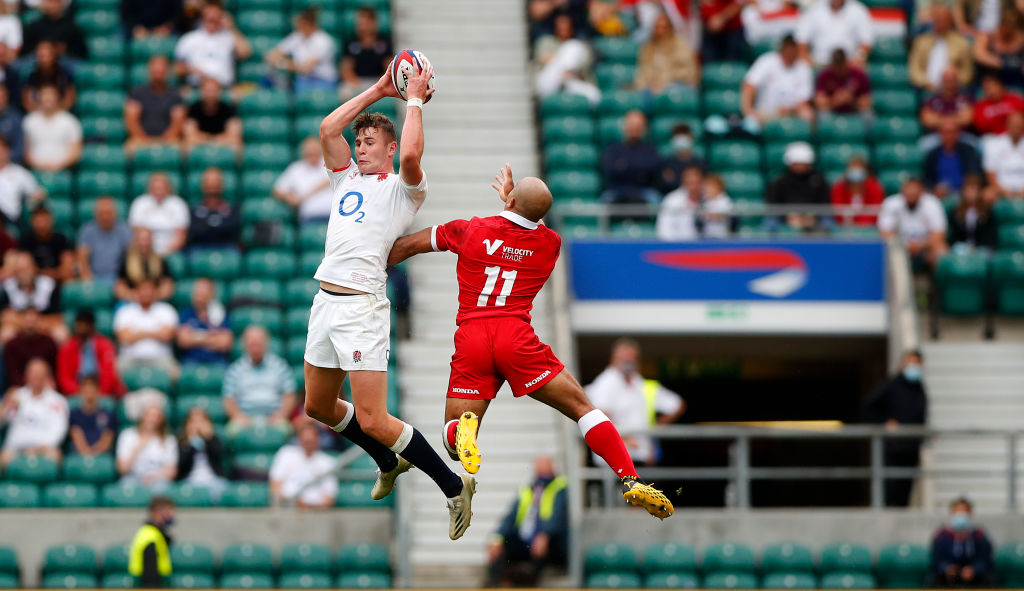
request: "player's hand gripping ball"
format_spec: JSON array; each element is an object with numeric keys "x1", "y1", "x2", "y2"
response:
[{"x1": 390, "y1": 49, "x2": 435, "y2": 102}]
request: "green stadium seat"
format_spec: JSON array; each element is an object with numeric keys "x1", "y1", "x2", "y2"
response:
[
  {"x1": 761, "y1": 543, "x2": 815, "y2": 574},
  {"x1": 219, "y1": 573, "x2": 275, "y2": 589},
  {"x1": 337, "y1": 543, "x2": 390, "y2": 574},
  {"x1": 40, "y1": 197, "x2": 74, "y2": 228},
  {"x1": 61, "y1": 281, "x2": 114, "y2": 310},
  {"x1": 653, "y1": 86, "x2": 700, "y2": 116},
  {"x1": 179, "y1": 364, "x2": 227, "y2": 396},
  {"x1": 644, "y1": 543, "x2": 697, "y2": 574},
  {"x1": 231, "y1": 423, "x2": 288, "y2": 452},
  {"x1": 100, "y1": 481, "x2": 151, "y2": 508},
  {"x1": 168, "y1": 543, "x2": 215, "y2": 575},
  {"x1": 702, "y1": 89, "x2": 741, "y2": 117},
  {"x1": 991, "y1": 251, "x2": 1024, "y2": 315},
  {"x1": 280, "y1": 544, "x2": 331, "y2": 574},
  {"x1": 187, "y1": 248, "x2": 242, "y2": 280},
  {"x1": 585, "y1": 543, "x2": 637, "y2": 574},
  {"x1": 873, "y1": 142, "x2": 923, "y2": 171},
  {"x1": 0, "y1": 574, "x2": 17, "y2": 589},
  {"x1": 236, "y1": 10, "x2": 287, "y2": 36},
  {"x1": 816, "y1": 115, "x2": 868, "y2": 143},
  {"x1": 1000, "y1": 224, "x2": 1024, "y2": 250},
  {"x1": 872, "y1": 38, "x2": 907, "y2": 63},
  {"x1": 228, "y1": 278, "x2": 282, "y2": 307},
  {"x1": 997, "y1": 542, "x2": 1024, "y2": 587},
  {"x1": 644, "y1": 572, "x2": 699, "y2": 588},
  {"x1": 541, "y1": 116, "x2": 596, "y2": 144},
  {"x1": 703, "y1": 543, "x2": 756, "y2": 573},
  {"x1": 300, "y1": 252, "x2": 322, "y2": 276},
  {"x1": 88, "y1": 37, "x2": 125, "y2": 64},
  {"x1": 77, "y1": 171, "x2": 128, "y2": 201},
  {"x1": 545, "y1": 142, "x2": 600, "y2": 172},
  {"x1": 5, "y1": 455, "x2": 58, "y2": 483},
  {"x1": 702, "y1": 61, "x2": 747, "y2": 89},
  {"x1": 0, "y1": 482, "x2": 40, "y2": 507},
  {"x1": 222, "y1": 543, "x2": 274, "y2": 575},
  {"x1": 597, "y1": 116, "x2": 624, "y2": 144},
  {"x1": 820, "y1": 571, "x2": 876, "y2": 589},
  {"x1": 702, "y1": 572, "x2": 758, "y2": 589},
  {"x1": 336, "y1": 481, "x2": 382, "y2": 508},
  {"x1": 820, "y1": 543, "x2": 873, "y2": 573},
  {"x1": 233, "y1": 452, "x2": 273, "y2": 476},
  {"x1": 540, "y1": 93, "x2": 594, "y2": 117},
  {"x1": 279, "y1": 572, "x2": 332, "y2": 588},
  {"x1": 286, "y1": 335, "x2": 306, "y2": 364},
  {"x1": 170, "y1": 573, "x2": 216, "y2": 588},
  {"x1": 584, "y1": 572, "x2": 641, "y2": 588},
  {"x1": 872, "y1": 116, "x2": 922, "y2": 142},
  {"x1": 548, "y1": 170, "x2": 601, "y2": 200},
  {"x1": 995, "y1": 200, "x2": 1024, "y2": 225},
  {"x1": 239, "y1": 90, "x2": 291, "y2": 117},
  {"x1": 99, "y1": 573, "x2": 133, "y2": 588},
  {"x1": 243, "y1": 116, "x2": 291, "y2": 143},
  {"x1": 75, "y1": 9, "x2": 117, "y2": 34},
  {"x1": 294, "y1": 89, "x2": 339, "y2": 116},
  {"x1": 102, "y1": 544, "x2": 129, "y2": 575},
  {"x1": 877, "y1": 543, "x2": 928, "y2": 588},
  {"x1": 595, "y1": 63, "x2": 636, "y2": 91},
  {"x1": 222, "y1": 482, "x2": 269, "y2": 507},
  {"x1": 229, "y1": 305, "x2": 284, "y2": 335},
  {"x1": 762, "y1": 572, "x2": 817, "y2": 589},
  {"x1": 35, "y1": 170, "x2": 72, "y2": 197},
  {"x1": 242, "y1": 224, "x2": 296, "y2": 252},
  {"x1": 336, "y1": 572, "x2": 391, "y2": 589},
  {"x1": 236, "y1": 61, "x2": 267, "y2": 84},
  {"x1": 709, "y1": 141, "x2": 761, "y2": 170},
  {"x1": 168, "y1": 482, "x2": 214, "y2": 508},
  {"x1": 81, "y1": 117, "x2": 127, "y2": 144},
  {"x1": 878, "y1": 170, "x2": 911, "y2": 194},
  {"x1": 130, "y1": 37, "x2": 177, "y2": 62},
  {"x1": 128, "y1": 63, "x2": 150, "y2": 88},
  {"x1": 651, "y1": 116, "x2": 702, "y2": 145},
  {"x1": 592, "y1": 36, "x2": 638, "y2": 64},
  {"x1": 763, "y1": 117, "x2": 812, "y2": 143},
  {"x1": 41, "y1": 573, "x2": 97, "y2": 589},
  {"x1": 819, "y1": 143, "x2": 870, "y2": 170},
  {"x1": 121, "y1": 365, "x2": 172, "y2": 394},
  {"x1": 867, "y1": 63, "x2": 910, "y2": 89},
  {"x1": 244, "y1": 250, "x2": 297, "y2": 279},
  {"x1": 935, "y1": 252, "x2": 990, "y2": 315},
  {"x1": 874, "y1": 90, "x2": 918, "y2": 116},
  {"x1": 187, "y1": 145, "x2": 238, "y2": 172},
  {"x1": 598, "y1": 90, "x2": 645, "y2": 117},
  {"x1": 294, "y1": 115, "x2": 323, "y2": 141},
  {"x1": 242, "y1": 196, "x2": 294, "y2": 224},
  {"x1": 242, "y1": 143, "x2": 292, "y2": 172},
  {"x1": 720, "y1": 171, "x2": 765, "y2": 201},
  {"x1": 764, "y1": 142, "x2": 790, "y2": 177},
  {"x1": 286, "y1": 307, "x2": 311, "y2": 336},
  {"x1": 285, "y1": 278, "x2": 318, "y2": 308},
  {"x1": 43, "y1": 483, "x2": 99, "y2": 508},
  {"x1": 77, "y1": 90, "x2": 126, "y2": 117},
  {"x1": 44, "y1": 544, "x2": 96, "y2": 575},
  {"x1": 176, "y1": 395, "x2": 227, "y2": 423},
  {"x1": 80, "y1": 144, "x2": 127, "y2": 172},
  {"x1": 0, "y1": 548, "x2": 16, "y2": 577}
]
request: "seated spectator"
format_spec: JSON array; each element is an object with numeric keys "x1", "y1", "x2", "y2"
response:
[
  {"x1": 113, "y1": 278, "x2": 180, "y2": 379},
  {"x1": 68, "y1": 375, "x2": 116, "y2": 456},
  {"x1": 878, "y1": 177, "x2": 948, "y2": 269},
  {"x1": 116, "y1": 227, "x2": 173, "y2": 302},
  {"x1": 766, "y1": 142, "x2": 831, "y2": 232},
  {"x1": 339, "y1": 7, "x2": 393, "y2": 99},
  {"x1": 741, "y1": 35, "x2": 814, "y2": 125},
  {"x1": 57, "y1": 309, "x2": 123, "y2": 396},
  {"x1": 657, "y1": 124, "x2": 705, "y2": 193},
  {"x1": 972, "y1": 10, "x2": 1024, "y2": 91},
  {"x1": 600, "y1": 110, "x2": 661, "y2": 205},
  {"x1": 528, "y1": 0, "x2": 588, "y2": 38},
  {"x1": 0, "y1": 252, "x2": 61, "y2": 343},
  {"x1": 626, "y1": 0, "x2": 689, "y2": 42},
  {"x1": 656, "y1": 165, "x2": 703, "y2": 241},
  {"x1": 22, "y1": 41, "x2": 74, "y2": 113},
  {"x1": 931, "y1": 497, "x2": 994, "y2": 587},
  {"x1": 21, "y1": 0, "x2": 88, "y2": 61},
  {"x1": 2, "y1": 307, "x2": 56, "y2": 385},
  {"x1": 814, "y1": 49, "x2": 871, "y2": 115},
  {"x1": 184, "y1": 77, "x2": 242, "y2": 152},
  {"x1": 266, "y1": 8, "x2": 337, "y2": 93},
  {"x1": 909, "y1": 6, "x2": 973, "y2": 92},
  {"x1": 23, "y1": 84, "x2": 82, "y2": 172},
  {"x1": 925, "y1": 120, "x2": 983, "y2": 197},
  {"x1": 0, "y1": 86, "x2": 24, "y2": 164},
  {"x1": 187, "y1": 167, "x2": 240, "y2": 249},
  {"x1": 174, "y1": 1, "x2": 251, "y2": 88},
  {"x1": 973, "y1": 74, "x2": 1024, "y2": 137},
  {"x1": 177, "y1": 277, "x2": 233, "y2": 365},
  {"x1": 534, "y1": 13, "x2": 600, "y2": 104},
  {"x1": 700, "y1": 174, "x2": 734, "y2": 239},
  {"x1": 633, "y1": 13, "x2": 698, "y2": 95},
  {"x1": 116, "y1": 403, "x2": 177, "y2": 493},
  {"x1": 983, "y1": 111, "x2": 1024, "y2": 198},
  {"x1": 223, "y1": 326, "x2": 296, "y2": 437},
  {"x1": 121, "y1": 0, "x2": 180, "y2": 40},
  {"x1": 128, "y1": 173, "x2": 190, "y2": 256},
  {"x1": 177, "y1": 407, "x2": 227, "y2": 501},
  {"x1": 948, "y1": 175, "x2": 998, "y2": 250},
  {"x1": 273, "y1": 137, "x2": 332, "y2": 224},
  {"x1": 700, "y1": 0, "x2": 747, "y2": 62},
  {"x1": 0, "y1": 358, "x2": 67, "y2": 468},
  {"x1": 0, "y1": 137, "x2": 43, "y2": 227},
  {"x1": 125, "y1": 56, "x2": 186, "y2": 152},
  {"x1": 831, "y1": 154, "x2": 885, "y2": 225},
  {"x1": 795, "y1": 0, "x2": 873, "y2": 66},
  {"x1": 269, "y1": 419, "x2": 338, "y2": 509},
  {"x1": 19, "y1": 205, "x2": 73, "y2": 282},
  {"x1": 951, "y1": 0, "x2": 1021, "y2": 37},
  {"x1": 0, "y1": 2, "x2": 21, "y2": 56},
  {"x1": 920, "y1": 68, "x2": 974, "y2": 136},
  {"x1": 77, "y1": 197, "x2": 132, "y2": 284}
]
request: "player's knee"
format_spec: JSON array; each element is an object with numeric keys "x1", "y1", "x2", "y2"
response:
[
  {"x1": 304, "y1": 398, "x2": 330, "y2": 424},
  {"x1": 355, "y1": 410, "x2": 387, "y2": 439}
]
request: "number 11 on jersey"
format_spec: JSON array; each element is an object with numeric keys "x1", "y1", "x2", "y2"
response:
[{"x1": 477, "y1": 266, "x2": 518, "y2": 307}]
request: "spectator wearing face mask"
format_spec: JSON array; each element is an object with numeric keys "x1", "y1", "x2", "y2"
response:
[
  {"x1": 931, "y1": 497, "x2": 993, "y2": 588},
  {"x1": 878, "y1": 177, "x2": 948, "y2": 270},
  {"x1": 863, "y1": 349, "x2": 929, "y2": 507},
  {"x1": 657, "y1": 124, "x2": 705, "y2": 194},
  {"x1": 831, "y1": 155, "x2": 885, "y2": 226}
]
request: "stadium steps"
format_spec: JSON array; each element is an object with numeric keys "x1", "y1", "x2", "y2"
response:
[
  {"x1": 392, "y1": 0, "x2": 564, "y2": 581},
  {"x1": 923, "y1": 343, "x2": 1024, "y2": 511}
]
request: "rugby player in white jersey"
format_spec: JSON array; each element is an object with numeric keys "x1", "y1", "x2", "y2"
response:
[{"x1": 304, "y1": 62, "x2": 475, "y2": 540}]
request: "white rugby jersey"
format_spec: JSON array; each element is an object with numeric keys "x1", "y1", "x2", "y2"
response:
[{"x1": 313, "y1": 159, "x2": 427, "y2": 295}]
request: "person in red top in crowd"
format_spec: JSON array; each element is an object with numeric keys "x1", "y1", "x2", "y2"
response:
[
  {"x1": 700, "y1": 0, "x2": 747, "y2": 62},
  {"x1": 0, "y1": 223, "x2": 15, "y2": 279},
  {"x1": 388, "y1": 166, "x2": 674, "y2": 520},
  {"x1": 831, "y1": 154, "x2": 885, "y2": 225},
  {"x1": 56, "y1": 309, "x2": 124, "y2": 396},
  {"x1": 973, "y1": 73, "x2": 1024, "y2": 136},
  {"x1": 814, "y1": 49, "x2": 872, "y2": 114}
]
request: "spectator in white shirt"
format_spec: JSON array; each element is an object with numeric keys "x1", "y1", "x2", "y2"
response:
[
  {"x1": 795, "y1": 0, "x2": 874, "y2": 66},
  {"x1": 701, "y1": 174, "x2": 734, "y2": 239},
  {"x1": 0, "y1": 137, "x2": 43, "y2": 226},
  {"x1": 128, "y1": 172, "x2": 190, "y2": 256},
  {"x1": 0, "y1": 358, "x2": 68, "y2": 468},
  {"x1": 23, "y1": 84, "x2": 81, "y2": 172},
  {"x1": 741, "y1": 35, "x2": 814, "y2": 125},
  {"x1": 265, "y1": 9, "x2": 337, "y2": 93},
  {"x1": 269, "y1": 419, "x2": 338, "y2": 509},
  {"x1": 584, "y1": 339, "x2": 685, "y2": 467},
  {"x1": 0, "y1": 2, "x2": 22, "y2": 55},
  {"x1": 174, "y1": 1, "x2": 252, "y2": 88},
  {"x1": 534, "y1": 13, "x2": 601, "y2": 105},
  {"x1": 113, "y1": 278, "x2": 180, "y2": 380},
  {"x1": 656, "y1": 165, "x2": 703, "y2": 241},
  {"x1": 983, "y1": 111, "x2": 1024, "y2": 199},
  {"x1": 878, "y1": 177, "x2": 949, "y2": 269},
  {"x1": 116, "y1": 403, "x2": 177, "y2": 493},
  {"x1": 273, "y1": 137, "x2": 332, "y2": 224}
]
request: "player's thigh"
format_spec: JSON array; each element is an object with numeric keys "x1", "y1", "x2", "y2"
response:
[
  {"x1": 303, "y1": 362, "x2": 346, "y2": 411},
  {"x1": 446, "y1": 322, "x2": 503, "y2": 401},
  {"x1": 494, "y1": 320, "x2": 565, "y2": 398},
  {"x1": 528, "y1": 369, "x2": 595, "y2": 422},
  {"x1": 444, "y1": 397, "x2": 491, "y2": 424}
]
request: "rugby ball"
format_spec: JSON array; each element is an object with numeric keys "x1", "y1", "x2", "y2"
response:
[{"x1": 390, "y1": 49, "x2": 435, "y2": 102}]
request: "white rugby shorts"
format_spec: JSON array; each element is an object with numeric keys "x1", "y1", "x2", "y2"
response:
[{"x1": 304, "y1": 290, "x2": 391, "y2": 371}]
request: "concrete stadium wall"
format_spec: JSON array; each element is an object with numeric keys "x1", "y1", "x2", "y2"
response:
[{"x1": 2, "y1": 509, "x2": 392, "y2": 586}]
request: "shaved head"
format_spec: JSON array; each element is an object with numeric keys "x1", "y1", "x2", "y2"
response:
[{"x1": 508, "y1": 177, "x2": 553, "y2": 222}]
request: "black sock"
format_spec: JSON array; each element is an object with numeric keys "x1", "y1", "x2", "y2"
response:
[
  {"x1": 398, "y1": 428, "x2": 464, "y2": 498},
  {"x1": 339, "y1": 415, "x2": 399, "y2": 473}
]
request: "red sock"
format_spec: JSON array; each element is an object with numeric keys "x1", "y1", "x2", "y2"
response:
[
  {"x1": 579, "y1": 410, "x2": 638, "y2": 479},
  {"x1": 443, "y1": 419, "x2": 458, "y2": 455}
]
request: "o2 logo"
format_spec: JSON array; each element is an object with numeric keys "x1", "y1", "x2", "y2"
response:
[{"x1": 339, "y1": 191, "x2": 365, "y2": 223}]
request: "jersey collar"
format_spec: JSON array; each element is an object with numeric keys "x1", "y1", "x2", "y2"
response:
[{"x1": 500, "y1": 210, "x2": 538, "y2": 230}]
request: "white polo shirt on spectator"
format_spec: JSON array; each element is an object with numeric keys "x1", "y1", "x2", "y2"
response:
[
  {"x1": 0, "y1": 162, "x2": 40, "y2": 222},
  {"x1": 128, "y1": 193, "x2": 190, "y2": 256},
  {"x1": 656, "y1": 188, "x2": 699, "y2": 241},
  {"x1": 0, "y1": 15, "x2": 22, "y2": 52},
  {"x1": 175, "y1": 28, "x2": 237, "y2": 86},
  {"x1": 983, "y1": 133, "x2": 1024, "y2": 194},
  {"x1": 23, "y1": 110, "x2": 81, "y2": 169},
  {"x1": 275, "y1": 30, "x2": 337, "y2": 82},
  {"x1": 274, "y1": 159, "x2": 333, "y2": 221},
  {"x1": 795, "y1": 0, "x2": 874, "y2": 65},
  {"x1": 2, "y1": 386, "x2": 68, "y2": 451},
  {"x1": 269, "y1": 444, "x2": 338, "y2": 507},
  {"x1": 585, "y1": 367, "x2": 683, "y2": 464},
  {"x1": 743, "y1": 52, "x2": 814, "y2": 116},
  {"x1": 877, "y1": 193, "x2": 947, "y2": 244},
  {"x1": 115, "y1": 427, "x2": 178, "y2": 481},
  {"x1": 113, "y1": 301, "x2": 179, "y2": 361}
]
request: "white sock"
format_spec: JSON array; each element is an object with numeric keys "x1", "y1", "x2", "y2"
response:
[
  {"x1": 578, "y1": 409, "x2": 610, "y2": 437},
  {"x1": 388, "y1": 422, "x2": 415, "y2": 453},
  {"x1": 331, "y1": 401, "x2": 354, "y2": 432},
  {"x1": 442, "y1": 419, "x2": 458, "y2": 455}
]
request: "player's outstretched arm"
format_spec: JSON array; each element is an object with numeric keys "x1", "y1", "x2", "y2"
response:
[
  {"x1": 399, "y1": 64, "x2": 435, "y2": 187},
  {"x1": 387, "y1": 228, "x2": 434, "y2": 266},
  {"x1": 319, "y1": 66, "x2": 401, "y2": 170}
]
